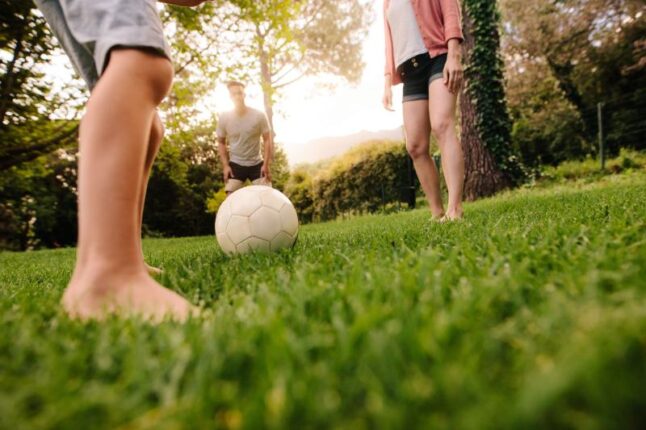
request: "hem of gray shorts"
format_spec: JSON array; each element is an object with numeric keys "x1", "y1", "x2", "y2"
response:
[
  {"x1": 428, "y1": 72, "x2": 443, "y2": 85},
  {"x1": 94, "y1": 34, "x2": 171, "y2": 83},
  {"x1": 403, "y1": 94, "x2": 429, "y2": 103},
  {"x1": 402, "y1": 73, "x2": 445, "y2": 103}
]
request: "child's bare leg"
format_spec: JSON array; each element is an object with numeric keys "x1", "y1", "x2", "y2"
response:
[
  {"x1": 63, "y1": 48, "x2": 193, "y2": 321},
  {"x1": 139, "y1": 114, "x2": 164, "y2": 276}
]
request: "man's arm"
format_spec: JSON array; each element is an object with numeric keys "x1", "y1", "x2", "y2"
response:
[
  {"x1": 217, "y1": 137, "x2": 233, "y2": 182},
  {"x1": 262, "y1": 131, "x2": 273, "y2": 166},
  {"x1": 261, "y1": 131, "x2": 273, "y2": 182}
]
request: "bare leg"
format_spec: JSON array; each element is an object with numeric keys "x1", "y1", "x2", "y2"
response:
[
  {"x1": 403, "y1": 99, "x2": 445, "y2": 218},
  {"x1": 63, "y1": 49, "x2": 193, "y2": 321},
  {"x1": 429, "y1": 79, "x2": 464, "y2": 219},
  {"x1": 140, "y1": 114, "x2": 163, "y2": 276}
]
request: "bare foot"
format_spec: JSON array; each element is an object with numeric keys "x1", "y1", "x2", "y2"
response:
[
  {"x1": 145, "y1": 263, "x2": 163, "y2": 276},
  {"x1": 431, "y1": 210, "x2": 445, "y2": 221},
  {"x1": 442, "y1": 209, "x2": 464, "y2": 222},
  {"x1": 62, "y1": 268, "x2": 194, "y2": 322}
]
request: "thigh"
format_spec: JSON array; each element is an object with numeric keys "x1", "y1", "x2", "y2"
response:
[
  {"x1": 252, "y1": 178, "x2": 271, "y2": 187},
  {"x1": 99, "y1": 48, "x2": 173, "y2": 104},
  {"x1": 225, "y1": 179, "x2": 244, "y2": 193},
  {"x1": 229, "y1": 162, "x2": 248, "y2": 181},
  {"x1": 248, "y1": 163, "x2": 263, "y2": 181},
  {"x1": 428, "y1": 78, "x2": 458, "y2": 128},
  {"x1": 403, "y1": 100, "x2": 431, "y2": 148}
]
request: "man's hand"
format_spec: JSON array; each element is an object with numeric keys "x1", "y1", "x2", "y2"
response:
[
  {"x1": 223, "y1": 165, "x2": 234, "y2": 182},
  {"x1": 261, "y1": 163, "x2": 272, "y2": 182}
]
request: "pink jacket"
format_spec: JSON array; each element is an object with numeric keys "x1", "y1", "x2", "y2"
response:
[{"x1": 384, "y1": 0, "x2": 464, "y2": 85}]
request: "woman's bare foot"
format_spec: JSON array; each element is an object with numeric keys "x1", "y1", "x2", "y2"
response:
[
  {"x1": 431, "y1": 213, "x2": 446, "y2": 222},
  {"x1": 431, "y1": 208, "x2": 445, "y2": 221},
  {"x1": 443, "y1": 208, "x2": 464, "y2": 221},
  {"x1": 145, "y1": 263, "x2": 163, "y2": 276},
  {"x1": 62, "y1": 267, "x2": 194, "y2": 322}
]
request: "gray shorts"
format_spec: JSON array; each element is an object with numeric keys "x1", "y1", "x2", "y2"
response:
[{"x1": 35, "y1": 0, "x2": 171, "y2": 90}]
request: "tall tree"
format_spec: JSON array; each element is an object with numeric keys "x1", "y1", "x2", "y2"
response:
[
  {"x1": 212, "y1": 0, "x2": 372, "y2": 133},
  {"x1": 0, "y1": 1, "x2": 81, "y2": 250},
  {"x1": 500, "y1": 0, "x2": 646, "y2": 152},
  {"x1": 160, "y1": 2, "x2": 228, "y2": 140},
  {"x1": 0, "y1": 0, "x2": 80, "y2": 171},
  {"x1": 460, "y1": 0, "x2": 525, "y2": 200}
]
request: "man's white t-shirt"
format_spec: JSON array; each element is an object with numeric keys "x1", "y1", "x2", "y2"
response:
[{"x1": 216, "y1": 108, "x2": 271, "y2": 166}]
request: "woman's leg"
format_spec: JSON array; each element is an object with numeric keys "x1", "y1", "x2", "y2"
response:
[
  {"x1": 403, "y1": 99, "x2": 445, "y2": 218},
  {"x1": 63, "y1": 48, "x2": 193, "y2": 321},
  {"x1": 429, "y1": 79, "x2": 464, "y2": 219}
]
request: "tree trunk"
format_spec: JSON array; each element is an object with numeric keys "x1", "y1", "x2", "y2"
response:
[
  {"x1": 0, "y1": 27, "x2": 25, "y2": 126},
  {"x1": 258, "y1": 46, "x2": 275, "y2": 136},
  {"x1": 459, "y1": 2, "x2": 511, "y2": 201},
  {"x1": 546, "y1": 56, "x2": 596, "y2": 142}
]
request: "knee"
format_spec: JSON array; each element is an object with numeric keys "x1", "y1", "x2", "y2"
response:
[
  {"x1": 143, "y1": 115, "x2": 164, "y2": 170},
  {"x1": 406, "y1": 141, "x2": 429, "y2": 160},
  {"x1": 110, "y1": 49, "x2": 174, "y2": 105},
  {"x1": 145, "y1": 59, "x2": 174, "y2": 105},
  {"x1": 150, "y1": 115, "x2": 164, "y2": 148},
  {"x1": 431, "y1": 118, "x2": 454, "y2": 141}
]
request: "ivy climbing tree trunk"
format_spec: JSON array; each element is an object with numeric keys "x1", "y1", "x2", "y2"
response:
[{"x1": 459, "y1": 0, "x2": 525, "y2": 200}]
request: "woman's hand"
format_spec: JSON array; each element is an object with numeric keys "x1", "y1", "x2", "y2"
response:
[
  {"x1": 443, "y1": 39, "x2": 463, "y2": 94},
  {"x1": 383, "y1": 75, "x2": 394, "y2": 111}
]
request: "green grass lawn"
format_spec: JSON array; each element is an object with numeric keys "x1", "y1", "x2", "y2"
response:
[{"x1": 1, "y1": 166, "x2": 645, "y2": 430}]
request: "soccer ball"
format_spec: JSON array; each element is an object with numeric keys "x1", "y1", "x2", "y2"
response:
[{"x1": 215, "y1": 185, "x2": 299, "y2": 255}]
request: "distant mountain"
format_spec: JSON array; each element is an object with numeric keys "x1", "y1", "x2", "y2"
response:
[{"x1": 286, "y1": 128, "x2": 404, "y2": 166}]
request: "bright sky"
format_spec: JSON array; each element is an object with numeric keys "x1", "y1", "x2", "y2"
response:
[{"x1": 209, "y1": 4, "x2": 404, "y2": 162}]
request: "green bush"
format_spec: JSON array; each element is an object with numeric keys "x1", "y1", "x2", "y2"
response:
[
  {"x1": 0, "y1": 152, "x2": 77, "y2": 251},
  {"x1": 538, "y1": 149, "x2": 645, "y2": 185},
  {"x1": 285, "y1": 141, "x2": 416, "y2": 223}
]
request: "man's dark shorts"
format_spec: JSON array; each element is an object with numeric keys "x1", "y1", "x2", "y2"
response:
[
  {"x1": 225, "y1": 161, "x2": 270, "y2": 193},
  {"x1": 230, "y1": 161, "x2": 263, "y2": 181}
]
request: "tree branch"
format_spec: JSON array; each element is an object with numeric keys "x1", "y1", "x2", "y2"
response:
[{"x1": 0, "y1": 123, "x2": 79, "y2": 171}]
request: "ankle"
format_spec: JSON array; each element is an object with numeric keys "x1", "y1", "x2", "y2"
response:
[
  {"x1": 446, "y1": 204, "x2": 463, "y2": 215},
  {"x1": 429, "y1": 205, "x2": 445, "y2": 218},
  {"x1": 70, "y1": 259, "x2": 146, "y2": 288},
  {"x1": 445, "y1": 207, "x2": 463, "y2": 220},
  {"x1": 431, "y1": 211, "x2": 445, "y2": 220}
]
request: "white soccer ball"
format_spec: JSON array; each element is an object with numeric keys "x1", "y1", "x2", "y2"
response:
[{"x1": 215, "y1": 185, "x2": 299, "y2": 255}]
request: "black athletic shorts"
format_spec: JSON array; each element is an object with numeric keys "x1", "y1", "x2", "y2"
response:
[
  {"x1": 229, "y1": 161, "x2": 263, "y2": 181},
  {"x1": 398, "y1": 53, "x2": 447, "y2": 102}
]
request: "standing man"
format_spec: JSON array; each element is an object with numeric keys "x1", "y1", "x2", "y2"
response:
[{"x1": 217, "y1": 81, "x2": 273, "y2": 194}]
